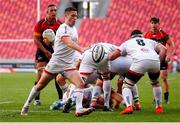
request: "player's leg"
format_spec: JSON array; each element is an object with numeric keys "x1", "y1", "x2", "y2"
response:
[
  {"x1": 148, "y1": 71, "x2": 163, "y2": 113},
  {"x1": 90, "y1": 79, "x2": 102, "y2": 108},
  {"x1": 120, "y1": 70, "x2": 143, "y2": 115},
  {"x1": 34, "y1": 61, "x2": 47, "y2": 105},
  {"x1": 64, "y1": 70, "x2": 94, "y2": 116},
  {"x1": 21, "y1": 70, "x2": 54, "y2": 115},
  {"x1": 120, "y1": 61, "x2": 145, "y2": 115},
  {"x1": 117, "y1": 77, "x2": 123, "y2": 94},
  {"x1": 56, "y1": 74, "x2": 68, "y2": 92},
  {"x1": 110, "y1": 89, "x2": 123, "y2": 109},
  {"x1": 101, "y1": 72, "x2": 112, "y2": 111},
  {"x1": 148, "y1": 60, "x2": 163, "y2": 113},
  {"x1": 131, "y1": 84, "x2": 141, "y2": 110},
  {"x1": 160, "y1": 70, "x2": 169, "y2": 104},
  {"x1": 160, "y1": 61, "x2": 169, "y2": 104}
]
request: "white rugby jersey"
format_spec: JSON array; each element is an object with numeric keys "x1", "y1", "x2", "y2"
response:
[
  {"x1": 51, "y1": 23, "x2": 78, "y2": 65},
  {"x1": 79, "y1": 43, "x2": 118, "y2": 74},
  {"x1": 118, "y1": 37, "x2": 159, "y2": 62},
  {"x1": 91, "y1": 42, "x2": 118, "y2": 53}
]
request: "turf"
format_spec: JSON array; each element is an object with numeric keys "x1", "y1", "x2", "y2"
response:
[{"x1": 0, "y1": 72, "x2": 180, "y2": 122}]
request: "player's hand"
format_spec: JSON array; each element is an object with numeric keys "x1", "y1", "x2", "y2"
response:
[
  {"x1": 45, "y1": 51, "x2": 52, "y2": 60},
  {"x1": 165, "y1": 56, "x2": 171, "y2": 63}
]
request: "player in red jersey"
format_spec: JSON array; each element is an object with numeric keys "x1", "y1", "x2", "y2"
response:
[
  {"x1": 33, "y1": 4, "x2": 62, "y2": 105},
  {"x1": 144, "y1": 17, "x2": 175, "y2": 104}
]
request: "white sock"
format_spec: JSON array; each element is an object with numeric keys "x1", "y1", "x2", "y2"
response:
[
  {"x1": 23, "y1": 86, "x2": 39, "y2": 107},
  {"x1": 153, "y1": 86, "x2": 162, "y2": 108},
  {"x1": 132, "y1": 84, "x2": 139, "y2": 104},
  {"x1": 122, "y1": 87, "x2": 133, "y2": 107},
  {"x1": 60, "y1": 83, "x2": 68, "y2": 92},
  {"x1": 74, "y1": 88, "x2": 84, "y2": 112},
  {"x1": 92, "y1": 85, "x2": 101, "y2": 101},
  {"x1": 103, "y1": 80, "x2": 111, "y2": 108}
]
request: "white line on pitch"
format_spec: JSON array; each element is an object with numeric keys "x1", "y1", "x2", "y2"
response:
[{"x1": 0, "y1": 101, "x2": 13, "y2": 105}]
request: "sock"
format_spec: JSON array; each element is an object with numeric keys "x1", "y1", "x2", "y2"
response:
[
  {"x1": 34, "y1": 81, "x2": 40, "y2": 100},
  {"x1": 83, "y1": 86, "x2": 93, "y2": 101},
  {"x1": 122, "y1": 87, "x2": 133, "y2": 107},
  {"x1": 73, "y1": 88, "x2": 84, "y2": 112},
  {"x1": 153, "y1": 86, "x2": 162, "y2": 108},
  {"x1": 164, "y1": 92, "x2": 169, "y2": 101},
  {"x1": 55, "y1": 80, "x2": 63, "y2": 100},
  {"x1": 103, "y1": 80, "x2": 111, "y2": 108},
  {"x1": 60, "y1": 83, "x2": 68, "y2": 92},
  {"x1": 92, "y1": 85, "x2": 101, "y2": 101},
  {"x1": 132, "y1": 84, "x2": 139, "y2": 104},
  {"x1": 23, "y1": 86, "x2": 39, "y2": 108}
]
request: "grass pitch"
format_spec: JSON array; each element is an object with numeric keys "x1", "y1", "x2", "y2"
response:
[{"x1": 0, "y1": 72, "x2": 180, "y2": 122}]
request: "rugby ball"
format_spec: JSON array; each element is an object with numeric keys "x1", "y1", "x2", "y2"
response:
[
  {"x1": 92, "y1": 44, "x2": 105, "y2": 63},
  {"x1": 42, "y1": 29, "x2": 55, "y2": 42}
]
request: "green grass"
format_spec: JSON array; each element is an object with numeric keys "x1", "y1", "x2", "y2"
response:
[{"x1": 0, "y1": 72, "x2": 180, "y2": 122}]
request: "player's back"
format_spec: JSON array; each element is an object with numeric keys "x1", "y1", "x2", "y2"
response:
[{"x1": 120, "y1": 37, "x2": 159, "y2": 62}]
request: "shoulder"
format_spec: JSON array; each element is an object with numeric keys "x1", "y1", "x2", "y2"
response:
[
  {"x1": 57, "y1": 19, "x2": 63, "y2": 24},
  {"x1": 36, "y1": 19, "x2": 46, "y2": 26},
  {"x1": 144, "y1": 31, "x2": 152, "y2": 37},
  {"x1": 159, "y1": 29, "x2": 169, "y2": 36}
]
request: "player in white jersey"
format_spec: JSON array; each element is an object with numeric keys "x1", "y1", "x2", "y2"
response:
[
  {"x1": 21, "y1": 7, "x2": 93, "y2": 117},
  {"x1": 90, "y1": 56, "x2": 141, "y2": 110},
  {"x1": 79, "y1": 42, "x2": 117, "y2": 110},
  {"x1": 108, "y1": 30, "x2": 166, "y2": 115}
]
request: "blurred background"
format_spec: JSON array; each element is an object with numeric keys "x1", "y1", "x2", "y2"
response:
[{"x1": 0, "y1": 0, "x2": 180, "y2": 73}]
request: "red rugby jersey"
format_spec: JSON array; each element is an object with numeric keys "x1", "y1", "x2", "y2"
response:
[
  {"x1": 34, "y1": 18, "x2": 62, "y2": 52},
  {"x1": 144, "y1": 29, "x2": 169, "y2": 46}
]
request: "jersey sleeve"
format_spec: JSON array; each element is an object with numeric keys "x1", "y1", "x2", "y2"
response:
[
  {"x1": 34, "y1": 21, "x2": 43, "y2": 37},
  {"x1": 118, "y1": 43, "x2": 127, "y2": 55},
  {"x1": 149, "y1": 39, "x2": 158, "y2": 49},
  {"x1": 144, "y1": 32, "x2": 150, "y2": 39}
]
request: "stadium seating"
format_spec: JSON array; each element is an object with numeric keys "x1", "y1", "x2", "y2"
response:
[
  {"x1": 0, "y1": 0, "x2": 60, "y2": 59},
  {"x1": 0, "y1": 42, "x2": 35, "y2": 59},
  {"x1": 78, "y1": 0, "x2": 180, "y2": 55},
  {"x1": 0, "y1": 0, "x2": 179, "y2": 60}
]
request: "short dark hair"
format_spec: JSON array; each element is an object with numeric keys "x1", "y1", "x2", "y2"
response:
[
  {"x1": 65, "y1": 7, "x2": 77, "y2": 13},
  {"x1": 130, "y1": 29, "x2": 143, "y2": 38},
  {"x1": 48, "y1": 4, "x2": 56, "y2": 8},
  {"x1": 150, "y1": 16, "x2": 160, "y2": 23}
]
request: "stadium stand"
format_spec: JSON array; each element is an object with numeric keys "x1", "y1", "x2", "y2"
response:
[
  {"x1": 0, "y1": 0, "x2": 60, "y2": 60},
  {"x1": 78, "y1": 0, "x2": 180, "y2": 55},
  {"x1": 0, "y1": 0, "x2": 179, "y2": 60}
]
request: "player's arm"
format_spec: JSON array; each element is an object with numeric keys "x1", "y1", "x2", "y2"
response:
[
  {"x1": 166, "y1": 37, "x2": 175, "y2": 62},
  {"x1": 34, "y1": 34, "x2": 52, "y2": 59},
  {"x1": 155, "y1": 43, "x2": 167, "y2": 63},
  {"x1": 108, "y1": 49, "x2": 121, "y2": 61},
  {"x1": 61, "y1": 36, "x2": 84, "y2": 54},
  {"x1": 34, "y1": 22, "x2": 52, "y2": 59}
]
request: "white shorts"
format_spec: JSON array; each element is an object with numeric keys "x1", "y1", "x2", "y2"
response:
[
  {"x1": 45, "y1": 61, "x2": 77, "y2": 77},
  {"x1": 130, "y1": 60, "x2": 160, "y2": 74},
  {"x1": 111, "y1": 56, "x2": 132, "y2": 75}
]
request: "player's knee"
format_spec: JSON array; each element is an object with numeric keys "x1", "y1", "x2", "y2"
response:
[
  {"x1": 96, "y1": 79, "x2": 103, "y2": 87},
  {"x1": 151, "y1": 82, "x2": 160, "y2": 87},
  {"x1": 125, "y1": 71, "x2": 143, "y2": 83},
  {"x1": 101, "y1": 72, "x2": 110, "y2": 80},
  {"x1": 161, "y1": 76, "x2": 167, "y2": 82},
  {"x1": 122, "y1": 78, "x2": 135, "y2": 89}
]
